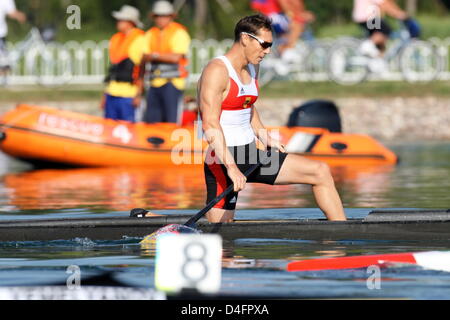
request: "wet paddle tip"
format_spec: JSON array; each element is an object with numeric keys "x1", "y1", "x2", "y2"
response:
[{"x1": 139, "y1": 224, "x2": 202, "y2": 245}]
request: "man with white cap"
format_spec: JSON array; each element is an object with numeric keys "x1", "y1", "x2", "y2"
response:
[
  {"x1": 138, "y1": 1, "x2": 191, "y2": 124},
  {"x1": 102, "y1": 5, "x2": 145, "y2": 122},
  {"x1": 353, "y1": 0, "x2": 419, "y2": 58}
]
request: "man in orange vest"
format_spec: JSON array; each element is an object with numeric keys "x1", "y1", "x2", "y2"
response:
[
  {"x1": 139, "y1": 1, "x2": 191, "y2": 124},
  {"x1": 103, "y1": 5, "x2": 145, "y2": 123}
]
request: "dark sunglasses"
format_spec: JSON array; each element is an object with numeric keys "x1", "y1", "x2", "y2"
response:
[
  {"x1": 152, "y1": 14, "x2": 173, "y2": 18},
  {"x1": 242, "y1": 32, "x2": 273, "y2": 49}
]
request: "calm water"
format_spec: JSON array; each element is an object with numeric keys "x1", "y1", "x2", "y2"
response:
[{"x1": 0, "y1": 141, "x2": 449, "y2": 299}]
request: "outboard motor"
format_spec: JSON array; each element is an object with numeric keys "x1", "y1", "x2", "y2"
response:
[{"x1": 287, "y1": 100, "x2": 342, "y2": 133}]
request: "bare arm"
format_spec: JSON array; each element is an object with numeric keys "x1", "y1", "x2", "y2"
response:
[
  {"x1": 380, "y1": 0, "x2": 408, "y2": 20},
  {"x1": 198, "y1": 60, "x2": 236, "y2": 168},
  {"x1": 251, "y1": 65, "x2": 270, "y2": 146},
  {"x1": 251, "y1": 107, "x2": 268, "y2": 146},
  {"x1": 134, "y1": 46, "x2": 182, "y2": 98},
  {"x1": 277, "y1": 0, "x2": 296, "y2": 16},
  {"x1": 198, "y1": 60, "x2": 248, "y2": 192},
  {"x1": 277, "y1": 0, "x2": 315, "y2": 23},
  {"x1": 142, "y1": 53, "x2": 185, "y2": 64},
  {"x1": 8, "y1": 11, "x2": 26, "y2": 24},
  {"x1": 251, "y1": 107, "x2": 286, "y2": 153},
  {"x1": 136, "y1": 56, "x2": 147, "y2": 97},
  {"x1": 142, "y1": 29, "x2": 190, "y2": 64},
  {"x1": 135, "y1": 54, "x2": 183, "y2": 97},
  {"x1": 252, "y1": 64, "x2": 286, "y2": 152}
]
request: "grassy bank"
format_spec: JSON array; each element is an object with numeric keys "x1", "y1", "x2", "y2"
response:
[
  {"x1": 258, "y1": 80, "x2": 450, "y2": 99},
  {"x1": 1, "y1": 81, "x2": 450, "y2": 104}
]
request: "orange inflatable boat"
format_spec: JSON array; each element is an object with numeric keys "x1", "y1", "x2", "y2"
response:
[
  {"x1": 2, "y1": 165, "x2": 394, "y2": 211},
  {"x1": 0, "y1": 104, "x2": 398, "y2": 167}
]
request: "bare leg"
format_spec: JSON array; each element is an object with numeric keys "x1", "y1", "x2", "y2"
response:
[
  {"x1": 207, "y1": 208, "x2": 235, "y2": 223},
  {"x1": 371, "y1": 32, "x2": 388, "y2": 57},
  {"x1": 278, "y1": 22, "x2": 305, "y2": 55},
  {"x1": 275, "y1": 154, "x2": 347, "y2": 221}
]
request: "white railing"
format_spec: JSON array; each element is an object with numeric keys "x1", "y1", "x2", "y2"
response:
[{"x1": 3, "y1": 37, "x2": 450, "y2": 85}]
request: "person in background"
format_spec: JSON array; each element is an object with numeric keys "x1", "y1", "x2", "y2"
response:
[
  {"x1": 251, "y1": 0, "x2": 315, "y2": 58},
  {"x1": 103, "y1": 5, "x2": 145, "y2": 123},
  {"x1": 139, "y1": 1, "x2": 191, "y2": 124},
  {"x1": 353, "y1": 0, "x2": 421, "y2": 59},
  {"x1": 276, "y1": 0, "x2": 315, "y2": 55},
  {"x1": 197, "y1": 15, "x2": 347, "y2": 223},
  {"x1": 0, "y1": 0, "x2": 26, "y2": 72}
]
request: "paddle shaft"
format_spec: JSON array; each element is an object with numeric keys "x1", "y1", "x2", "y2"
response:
[{"x1": 184, "y1": 157, "x2": 268, "y2": 228}]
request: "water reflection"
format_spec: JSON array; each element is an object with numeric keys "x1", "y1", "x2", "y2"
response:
[
  {"x1": 2, "y1": 237, "x2": 450, "y2": 299},
  {"x1": 0, "y1": 164, "x2": 399, "y2": 213},
  {"x1": 0, "y1": 166, "x2": 206, "y2": 212},
  {"x1": 1, "y1": 142, "x2": 450, "y2": 213},
  {"x1": 238, "y1": 164, "x2": 396, "y2": 208},
  {"x1": 1, "y1": 143, "x2": 450, "y2": 299}
]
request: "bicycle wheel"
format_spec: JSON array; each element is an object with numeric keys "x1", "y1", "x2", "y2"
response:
[
  {"x1": 0, "y1": 67, "x2": 9, "y2": 87},
  {"x1": 400, "y1": 40, "x2": 443, "y2": 83},
  {"x1": 303, "y1": 42, "x2": 332, "y2": 80},
  {"x1": 0, "y1": 50, "x2": 10, "y2": 87},
  {"x1": 258, "y1": 56, "x2": 278, "y2": 87},
  {"x1": 31, "y1": 44, "x2": 73, "y2": 87},
  {"x1": 328, "y1": 40, "x2": 370, "y2": 85}
]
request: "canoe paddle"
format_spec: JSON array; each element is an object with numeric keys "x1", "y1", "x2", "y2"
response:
[{"x1": 138, "y1": 152, "x2": 271, "y2": 245}]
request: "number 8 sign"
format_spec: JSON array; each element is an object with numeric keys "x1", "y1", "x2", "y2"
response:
[{"x1": 155, "y1": 234, "x2": 222, "y2": 294}]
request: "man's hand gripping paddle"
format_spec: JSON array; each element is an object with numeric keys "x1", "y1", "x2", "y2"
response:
[{"x1": 136, "y1": 152, "x2": 271, "y2": 245}]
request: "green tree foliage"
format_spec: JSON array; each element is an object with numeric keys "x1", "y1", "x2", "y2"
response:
[{"x1": 9, "y1": 0, "x2": 448, "y2": 42}]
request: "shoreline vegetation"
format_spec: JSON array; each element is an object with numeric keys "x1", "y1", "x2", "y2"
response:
[
  {"x1": 1, "y1": 82, "x2": 449, "y2": 141},
  {"x1": 1, "y1": 80, "x2": 450, "y2": 102},
  {"x1": 1, "y1": 1, "x2": 448, "y2": 141},
  {"x1": 8, "y1": 0, "x2": 450, "y2": 43}
]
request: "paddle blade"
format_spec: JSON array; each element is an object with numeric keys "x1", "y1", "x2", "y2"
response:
[
  {"x1": 287, "y1": 253, "x2": 417, "y2": 272},
  {"x1": 140, "y1": 224, "x2": 201, "y2": 245}
]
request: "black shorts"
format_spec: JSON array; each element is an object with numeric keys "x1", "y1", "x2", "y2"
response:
[
  {"x1": 359, "y1": 19, "x2": 392, "y2": 37},
  {"x1": 204, "y1": 141, "x2": 289, "y2": 210}
]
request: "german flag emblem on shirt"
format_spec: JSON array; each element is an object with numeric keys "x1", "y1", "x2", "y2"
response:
[{"x1": 243, "y1": 97, "x2": 252, "y2": 109}]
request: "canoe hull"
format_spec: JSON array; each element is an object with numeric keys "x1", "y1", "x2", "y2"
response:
[{"x1": 1, "y1": 214, "x2": 449, "y2": 242}]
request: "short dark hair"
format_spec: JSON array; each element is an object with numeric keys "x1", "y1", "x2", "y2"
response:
[{"x1": 234, "y1": 14, "x2": 272, "y2": 42}]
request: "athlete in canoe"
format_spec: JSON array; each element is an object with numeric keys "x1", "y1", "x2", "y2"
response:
[{"x1": 198, "y1": 14, "x2": 347, "y2": 223}]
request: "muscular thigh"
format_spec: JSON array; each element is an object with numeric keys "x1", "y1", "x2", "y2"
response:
[{"x1": 274, "y1": 154, "x2": 324, "y2": 185}]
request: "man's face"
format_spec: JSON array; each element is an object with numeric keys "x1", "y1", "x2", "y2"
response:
[
  {"x1": 116, "y1": 20, "x2": 134, "y2": 33},
  {"x1": 151, "y1": 14, "x2": 174, "y2": 29},
  {"x1": 242, "y1": 28, "x2": 273, "y2": 64}
]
